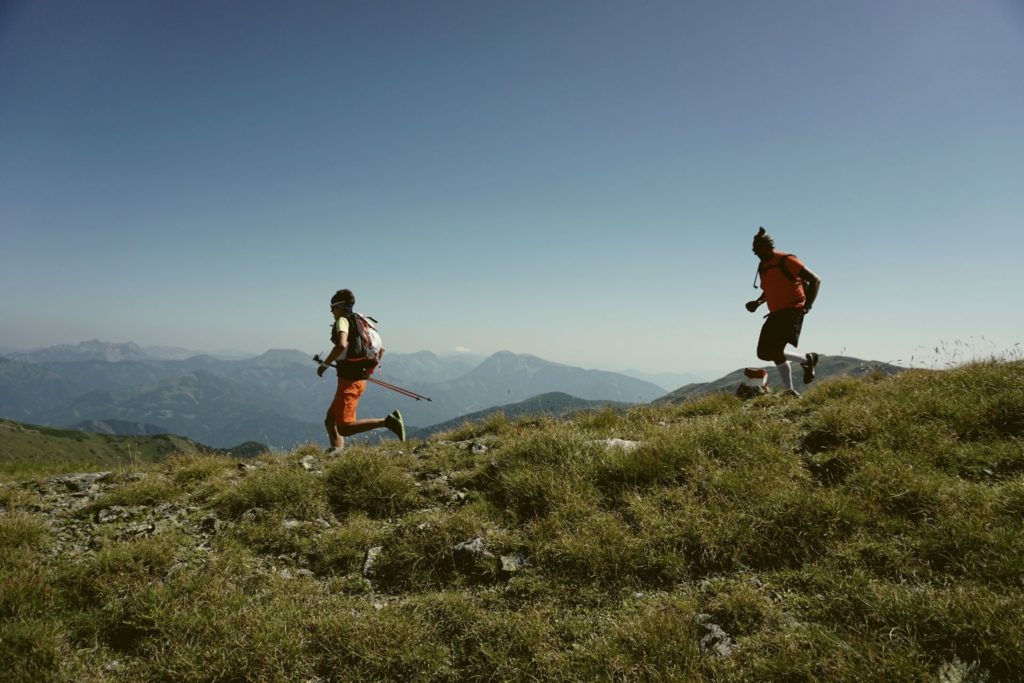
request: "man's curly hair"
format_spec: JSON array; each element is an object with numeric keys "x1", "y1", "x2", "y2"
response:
[{"x1": 330, "y1": 289, "x2": 355, "y2": 308}]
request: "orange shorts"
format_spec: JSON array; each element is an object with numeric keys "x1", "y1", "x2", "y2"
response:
[{"x1": 328, "y1": 378, "x2": 366, "y2": 424}]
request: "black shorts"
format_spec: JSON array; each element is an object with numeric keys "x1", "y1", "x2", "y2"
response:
[{"x1": 757, "y1": 308, "x2": 804, "y2": 362}]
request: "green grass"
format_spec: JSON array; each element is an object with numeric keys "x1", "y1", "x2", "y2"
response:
[
  {"x1": 214, "y1": 464, "x2": 326, "y2": 520},
  {"x1": 81, "y1": 476, "x2": 182, "y2": 514},
  {"x1": 0, "y1": 418, "x2": 220, "y2": 478},
  {"x1": 2, "y1": 359, "x2": 1023, "y2": 680},
  {"x1": 323, "y1": 448, "x2": 421, "y2": 518}
]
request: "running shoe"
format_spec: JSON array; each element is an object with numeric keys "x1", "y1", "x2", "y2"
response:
[
  {"x1": 801, "y1": 352, "x2": 820, "y2": 384},
  {"x1": 385, "y1": 410, "x2": 406, "y2": 442}
]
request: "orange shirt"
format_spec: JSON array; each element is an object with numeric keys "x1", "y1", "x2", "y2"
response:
[{"x1": 759, "y1": 251, "x2": 807, "y2": 312}]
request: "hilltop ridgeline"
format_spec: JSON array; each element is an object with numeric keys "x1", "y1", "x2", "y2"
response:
[
  {"x1": 2, "y1": 340, "x2": 902, "y2": 451},
  {"x1": 0, "y1": 418, "x2": 267, "y2": 476},
  {"x1": 2, "y1": 360, "x2": 1023, "y2": 680}
]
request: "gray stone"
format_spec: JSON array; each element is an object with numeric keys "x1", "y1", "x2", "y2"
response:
[
  {"x1": 363, "y1": 546, "x2": 383, "y2": 577},
  {"x1": 455, "y1": 536, "x2": 487, "y2": 554},
  {"x1": 97, "y1": 506, "x2": 131, "y2": 523},
  {"x1": 454, "y1": 536, "x2": 495, "y2": 560},
  {"x1": 736, "y1": 383, "x2": 769, "y2": 400},
  {"x1": 938, "y1": 657, "x2": 990, "y2": 683},
  {"x1": 454, "y1": 537, "x2": 500, "y2": 576},
  {"x1": 51, "y1": 472, "x2": 111, "y2": 493},
  {"x1": 696, "y1": 613, "x2": 734, "y2": 657},
  {"x1": 500, "y1": 553, "x2": 528, "y2": 574},
  {"x1": 124, "y1": 522, "x2": 156, "y2": 538},
  {"x1": 240, "y1": 507, "x2": 269, "y2": 523},
  {"x1": 593, "y1": 438, "x2": 640, "y2": 451}
]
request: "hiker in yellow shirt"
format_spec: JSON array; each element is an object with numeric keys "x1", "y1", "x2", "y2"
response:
[{"x1": 317, "y1": 288, "x2": 405, "y2": 451}]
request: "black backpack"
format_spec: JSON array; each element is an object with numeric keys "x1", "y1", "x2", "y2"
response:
[{"x1": 330, "y1": 313, "x2": 384, "y2": 380}]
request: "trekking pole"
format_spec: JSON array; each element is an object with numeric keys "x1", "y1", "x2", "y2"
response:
[
  {"x1": 313, "y1": 355, "x2": 432, "y2": 402},
  {"x1": 366, "y1": 377, "x2": 433, "y2": 401}
]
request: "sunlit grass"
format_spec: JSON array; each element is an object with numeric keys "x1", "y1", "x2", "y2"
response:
[{"x1": 2, "y1": 360, "x2": 1023, "y2": 679}]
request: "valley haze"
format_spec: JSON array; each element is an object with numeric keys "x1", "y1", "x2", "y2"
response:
[
  {"x1": 3, "y1": 340, "x2": 713, "y2": 389},
  {"x1": 3, "y1": 339, "x2": 897, "y2": 451}
]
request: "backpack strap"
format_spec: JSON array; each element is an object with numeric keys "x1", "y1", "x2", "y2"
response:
[
  {"x1": 777, "y1": 253, "x2": 798, "y2": 282},
  {"x1": 759, "y1": 253, "x2": 798, "y2": 281}
]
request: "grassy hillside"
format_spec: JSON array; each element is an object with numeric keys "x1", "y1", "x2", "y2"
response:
[
  {"x1": 0, "y1": 419, "x2": 267, "y2": 475},
  {"x1": 656, "y1": 355, "x2": 904, "y2": 403},
  {"x1": 1, "y1": 360, "x2": 1022, "y2": 680},
  {"x1": 412, "y1": 391, "x2": 629, "y2": 439}
]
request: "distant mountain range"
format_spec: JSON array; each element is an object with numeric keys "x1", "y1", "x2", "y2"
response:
[
  {"x1": 0, "y1": 341, "x2": 906, "y2": 450},
  {"x1": 617, "y1": 369, "x2": 707, "y2": 391},
  {"x1": 72, "y1": 419, "x2": 170, "y2": 436},
  {"x1": 382, "y1": 351, "x2": 664, "y2": 427},
  {"x1": 0, "y1": 341, "x2": 664, "y2": 449},
  {"x1": 8, "y1": 340, "x2": 203, "y2": 363}
]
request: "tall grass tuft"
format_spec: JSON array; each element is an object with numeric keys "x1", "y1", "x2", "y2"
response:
[
  {"x1": 215, "y1": 466, "x2": 325, "y2": 520},
  {"x1": 323, "y1": 448, "x2": 419, "y2": 518}
]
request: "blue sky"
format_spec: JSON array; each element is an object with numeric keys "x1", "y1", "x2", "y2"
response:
[{"x1": 2, "y1": 0, "x2": 1022, "y2": 377}]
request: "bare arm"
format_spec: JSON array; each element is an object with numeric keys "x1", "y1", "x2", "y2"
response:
[
  {"x1": 801, "y1": 267, "x2": 821, "y2": 311},
  {"x1": 317, "y1": 327, "x2": 348, "y2": 377}
]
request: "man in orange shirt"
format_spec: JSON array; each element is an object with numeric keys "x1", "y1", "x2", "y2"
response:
[
  {"x1": 745, "y1": 227, "x2": 822, "y2": 396},
  {"x1": 317, "y1": 288, "x2": 405, "y2": 451}
]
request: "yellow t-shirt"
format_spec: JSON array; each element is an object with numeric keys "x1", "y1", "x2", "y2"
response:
[{"x1": 331, "y1": 317, "x2": 349, "y2": 348}]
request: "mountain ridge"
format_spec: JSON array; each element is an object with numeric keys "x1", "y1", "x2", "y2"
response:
[
  {"x1": 655, "y1": 355, "x2": 906, "y2": 403},
  {"x1": 0, "y1": 417, "x2": 267, "y2": 474},
  {"x1": 2, "y1": 340, "x2": 909, "y2": 449},
  {"x1": 1, "y1": 345, "x2": 667, "y2": 447}
]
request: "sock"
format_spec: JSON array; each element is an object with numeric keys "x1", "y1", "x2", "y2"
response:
[
  {"x1": 785, "y1": 352, "x2": 806, "y2": 364},
  {"x1": 776, "y1": 362, "x2": 794, "y2": 390}
]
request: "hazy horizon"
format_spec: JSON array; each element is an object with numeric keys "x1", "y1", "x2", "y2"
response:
[{"x1": 0, "y1": 337, "x2": 718, "y2": 384}]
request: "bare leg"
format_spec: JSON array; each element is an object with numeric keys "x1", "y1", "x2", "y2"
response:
[
  {"x1": 337, "y1": 418, "x2": 387, "y2": 437},
  {"x1": 325, "y1": 415, "x2": 344, "y2": 449}
]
